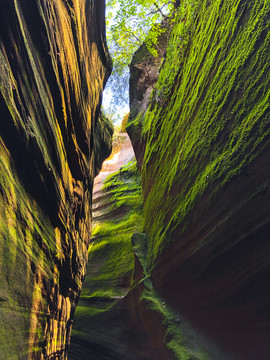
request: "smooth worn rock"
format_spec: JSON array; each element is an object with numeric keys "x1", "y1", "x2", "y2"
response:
[{"x1": 129, "y1": 0, "x2": 270, "y2": 359}]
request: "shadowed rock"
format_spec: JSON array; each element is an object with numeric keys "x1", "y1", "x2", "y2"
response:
[
  {"x1": 0, "y1": 0, "x2": 112, "y2": 358},
  {"x1": 129, "y1": 1, "x2": 270, "y2": 359}
]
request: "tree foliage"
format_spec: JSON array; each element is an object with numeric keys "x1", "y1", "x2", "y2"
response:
[{"x1": 103, "y1": 0, "x2": 178, "y2": 121}]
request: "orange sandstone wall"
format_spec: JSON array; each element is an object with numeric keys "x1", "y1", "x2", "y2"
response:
[{"x1": 0, "y1": 0, "x2": 111, "y2": 358}]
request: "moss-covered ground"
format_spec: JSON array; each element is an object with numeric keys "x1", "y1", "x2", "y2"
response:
[
  {"x1": 70, "y1": 161, "x2": 144, "y2": 356},
  {"x1": 88, "y1": 161, "x2": 143, "y2": 298},
  {"x1": 71, "y1": 159, "x2": 210, "y2": 359}
]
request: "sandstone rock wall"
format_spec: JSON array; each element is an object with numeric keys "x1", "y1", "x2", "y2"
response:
[
  {"x1": 127, "y1": 25, "x2": 170, "y2": 170},
  {"x1": 69, "y1": 156, "x2": 175, "y2": 360},
  {"x1": 129, "y1": 1, "x2": 270, "y2": 359},
  {"x1": 0, "y1": 0, "x2": 111, "y2": 358}
]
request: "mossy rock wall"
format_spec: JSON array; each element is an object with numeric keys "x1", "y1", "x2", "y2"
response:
[
  {"x1": 129, "y1": 1, "x2": 270, "y2": 358},
  {"x1": 69, "y1": 161, "x2": 146, "y2": 359},
  {"x1": 0, "y1": 0, "x2": 112, "y2": 359}
]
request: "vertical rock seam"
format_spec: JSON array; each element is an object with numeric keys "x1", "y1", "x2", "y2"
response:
[{"x1": 0, "y1": 0, "x2": 112, "y2": 359}]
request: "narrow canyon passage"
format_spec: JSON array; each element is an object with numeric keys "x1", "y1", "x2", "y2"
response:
[
  {"x1": 68, "y1": 132, "x2": 227, "y2": 360},
  {"x1": 68, "y1": 134, "x2": 182, "y2": 360},
  {"x1": 0, "y1": 0, "x2": 270, "y2": 359},
  {"x1": 69, "y1": 0, "x2": 270, "y2": 356},
  {"x1": 68, "y1": 134, "x2": 149, "y2": 360}
]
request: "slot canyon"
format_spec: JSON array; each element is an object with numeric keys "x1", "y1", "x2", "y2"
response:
[{"x1": 0, "y1": 0, "x2": 270, "y2": 359}]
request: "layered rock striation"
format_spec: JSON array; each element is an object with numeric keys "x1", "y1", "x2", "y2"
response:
[
  {"x1": 69, "y1": 137, "x2": 144, "y2": 360},
  {"x1": 0, "y1": 0, "x2": 112, "y2": 358},
  {"x1": 70, "y1": 135, "x2": 207, "y2": 360},
  {"x1": 128, "y1": 0, "x2": 270, "y2": 359}
]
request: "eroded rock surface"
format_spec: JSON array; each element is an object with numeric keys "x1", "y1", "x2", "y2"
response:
[
  {"x1": 0, "y1": 0, "x2": 111, "y2": 358},
  {"x1": 70, "y1": 135, "x2": 199, "y2": 360},
  {"x1": 69, "y1": 136, "x2": 145, "y2": 360},
  {"x1": 129, "y1": 1, "x2": 270, "y2": 359},
  {"x1": 127, "y1": 25, "x2": 170, "y2": 170}
]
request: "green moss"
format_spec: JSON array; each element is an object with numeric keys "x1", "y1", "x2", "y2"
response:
[
  {"x1": 0, "y1": 0, "x2": 111, "y2": 356},
  {"x1": 134, "y1": 251, "x2": 209, "y2": 359},
  {"x1": 71, "y1": 162, "x2": 144, "y2": 354},
  {"x1": 142, "y1": 290, "x2": 191, "y2": 360},
  {"x1": 85, "y1": 162, "x2": 143, "y2": 297},
  {"x1": 73, "y1": 302, "x2": 115, "y2": 322},
  {"x1": 74, "y1": 161, "x2": 143, "y2": 315},
  {"x1": 136, "y1": 0, "x2": 270, "y2": 265}
]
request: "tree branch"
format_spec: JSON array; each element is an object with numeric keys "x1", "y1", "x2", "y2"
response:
[{"x1": 152, "y1": 1, "x2": 167, "y2": 18}]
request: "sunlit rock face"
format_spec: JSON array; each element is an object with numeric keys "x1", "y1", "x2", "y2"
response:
[
  {"x1": 0, "y1": 0, "x2": 111, "y2": 358},
  {"x1": 129, "y1": 1, "x2": 270, "y2": 359}
]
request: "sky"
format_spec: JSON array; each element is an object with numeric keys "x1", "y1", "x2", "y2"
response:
[
  {"x1": 101, "y1": 0, "x2": 169, "y2": 125},
  {"x1": 101, "y1": 1, "x2": 130, "y2": 125},
  {"x1": 102, "y1": 80, "x2": 129, "y2": 125}
]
